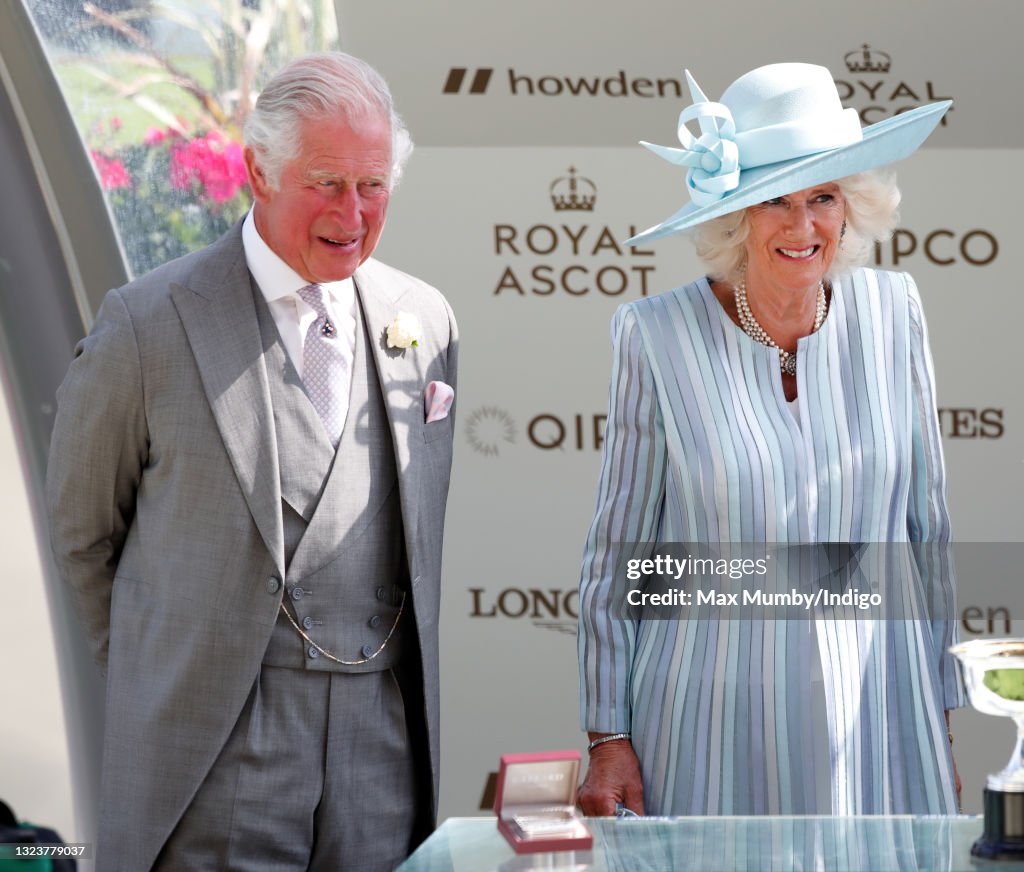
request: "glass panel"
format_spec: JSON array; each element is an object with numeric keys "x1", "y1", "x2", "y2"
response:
[{"x1": 26, "y1": 0, "x2": 340, "y2": 277}]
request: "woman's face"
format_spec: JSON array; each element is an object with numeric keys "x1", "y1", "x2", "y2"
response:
[{"x1": 743, "y1": 183, "x2": 846, "y2": 296}]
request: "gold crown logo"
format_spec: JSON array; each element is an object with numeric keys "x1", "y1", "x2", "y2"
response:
[
  {"x1": 550, "y1": 167, "x2": 596, "y2": 211},
  {"x1": 844, "y1": 44, "x2": 891, "y2": 74}
]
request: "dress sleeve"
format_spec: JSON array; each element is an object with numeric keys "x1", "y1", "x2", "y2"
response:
[
  {"x1": 905, "y1": 274, "x2": 966, "y2": 710},
  {"x1": 578, "y1": 304, "x2": 668, "y2": 732}
]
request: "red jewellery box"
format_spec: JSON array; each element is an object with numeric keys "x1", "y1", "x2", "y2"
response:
[{"x1": 495, "y1": 750, "x2": 593, "y2": 854}]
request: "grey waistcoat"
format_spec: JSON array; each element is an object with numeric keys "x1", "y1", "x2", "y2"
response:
[{"x1": 254, "y1": 283, "x2": 407, "y2": 672}]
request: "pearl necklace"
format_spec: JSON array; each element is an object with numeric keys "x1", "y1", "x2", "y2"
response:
[{"x1": 733, "y1": 277, "x2": 828, "y2": 376}]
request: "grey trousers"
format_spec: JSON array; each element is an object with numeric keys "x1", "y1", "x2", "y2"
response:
[{"x1": 154, "y1": 665, "x2": 416, "y2": 871}]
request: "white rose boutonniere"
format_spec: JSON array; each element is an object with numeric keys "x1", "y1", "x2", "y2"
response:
[{"x1": 386, "y1": 311, "x2": 422, "y2": 349}]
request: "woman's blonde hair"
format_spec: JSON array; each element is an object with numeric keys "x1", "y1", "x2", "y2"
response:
[{"x1": 691, "y1": 169, "x2": 901, "y2": 285}]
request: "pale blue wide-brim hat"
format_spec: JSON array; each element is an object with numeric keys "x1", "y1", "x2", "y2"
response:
[{"x1": 627, "y1": 62, "x2": 950, "y2": 246}]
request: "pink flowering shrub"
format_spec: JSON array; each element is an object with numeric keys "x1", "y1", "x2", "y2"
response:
[
  {"x1": 169, "y1": 132, "x2": 248, "y2": 204},
  {"x1": 90, "y1": 151, "x2": 131, "y2": 190},
  {"x1": 88, "y1": 121, "x2": 251, "y2": 276}
]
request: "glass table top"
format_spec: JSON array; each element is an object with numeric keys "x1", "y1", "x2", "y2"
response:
[{"x1": 398, "y1": 815, "x2": 1024, "y2": 872}]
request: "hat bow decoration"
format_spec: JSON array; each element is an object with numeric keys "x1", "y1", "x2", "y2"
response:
[
  {"x1": 627, "y1": 62, "x2": 951, "y2": 246},
  {"x1": 640, "y1": 72, "x2": 741, "y2": 207}
]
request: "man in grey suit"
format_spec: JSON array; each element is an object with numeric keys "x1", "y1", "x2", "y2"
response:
[{"x1": 46, "y1": 52, "x2": 457, "y2": 871}]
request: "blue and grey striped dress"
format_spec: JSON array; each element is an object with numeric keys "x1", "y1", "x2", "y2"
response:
[{"x1": 578, "y1": 268, "x2": 964, "y2": 815}]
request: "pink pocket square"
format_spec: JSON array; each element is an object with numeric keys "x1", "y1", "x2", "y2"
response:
[{"x1": 424, "y1": 381, "x2": 454, "y2": 423}]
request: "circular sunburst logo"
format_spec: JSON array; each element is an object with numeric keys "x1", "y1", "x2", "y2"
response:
[{"x1": 465, "y1": 407, "x2": 516, "y2": 457}]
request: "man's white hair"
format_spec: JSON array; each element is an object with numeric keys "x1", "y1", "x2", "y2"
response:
[{"x1": 243, "y1": 52, "x2": 413, "y2": 190}]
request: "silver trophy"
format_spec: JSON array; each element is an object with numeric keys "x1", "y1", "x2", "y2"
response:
[{"x1": 951, "y1": 638, "x2": 1024, "y2": 859}]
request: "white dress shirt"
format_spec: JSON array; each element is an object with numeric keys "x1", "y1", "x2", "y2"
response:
[{"x1": 242, "y1": 209, "x2": 357, "y2": 420}]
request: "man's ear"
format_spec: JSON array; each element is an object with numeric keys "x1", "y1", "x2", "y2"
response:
[{"x1": 245, "y1": 147, "x2": 271, "y2": 203}]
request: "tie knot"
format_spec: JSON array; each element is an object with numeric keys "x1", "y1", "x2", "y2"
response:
[{"x1": 297, "y1": 283, "x2": 328, "y2": 317}]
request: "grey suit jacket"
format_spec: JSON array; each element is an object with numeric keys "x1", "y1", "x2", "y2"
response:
[{"x1": 45, "y1": 224, "x2": 458, "y2": 871}]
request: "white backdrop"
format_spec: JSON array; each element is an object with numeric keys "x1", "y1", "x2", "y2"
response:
[{"x1": 340, "y1": 0, "x2": 1024, "y2": 818}]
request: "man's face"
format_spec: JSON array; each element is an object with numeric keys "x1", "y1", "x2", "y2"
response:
[{"x1": 246, "y1": 113, "x2": 392, "y2": 283}]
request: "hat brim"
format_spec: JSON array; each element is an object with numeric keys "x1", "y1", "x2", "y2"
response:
[{"x1": 626, "y1": 100, "x2": 951, "y2": 246}]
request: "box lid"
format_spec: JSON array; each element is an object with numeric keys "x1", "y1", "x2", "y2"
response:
[{"x1": 494, "y1": 750, "x2": 582, "y2": 816}]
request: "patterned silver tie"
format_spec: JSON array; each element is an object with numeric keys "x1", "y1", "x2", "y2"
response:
[{"x1": 296, "y1": 283, "x2": 347, "y2": 447}]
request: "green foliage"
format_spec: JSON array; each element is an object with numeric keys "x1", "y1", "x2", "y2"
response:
[
  {"x1": 91, "y1": 126, "x2": 251, "y2": 275},
  {"x1": 31, "y1": 0, "x2": 340, "y2": 275}
]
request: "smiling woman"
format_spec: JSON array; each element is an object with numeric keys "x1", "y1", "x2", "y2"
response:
[
  {"x1": 692, "y1": 170, "x2": 900, "y2": 289},
  {"x1": 697, "y1": 175, "x2": 898, "y2": 392},
  {"x1": 577, "y1": 61, "x2": 964, "y2": 819}
]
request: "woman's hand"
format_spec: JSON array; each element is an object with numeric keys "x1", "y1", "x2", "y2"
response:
[{"x1": 577, "y1": 735, "x2": 646, "y2": 817}]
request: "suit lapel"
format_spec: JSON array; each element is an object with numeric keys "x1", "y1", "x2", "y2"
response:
[
  {"x1": 170, "y1": 229, "x2": 285, "y2": 576},
  {"x1": 351, "y1": 262, "x2": 434, "y2": 584}
]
